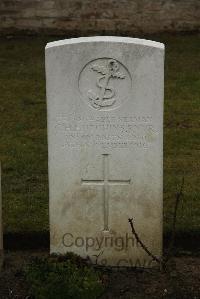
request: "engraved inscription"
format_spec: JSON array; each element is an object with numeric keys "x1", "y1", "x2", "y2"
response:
[
  {"x1": 54, "y1": 114, "x2": 157, "y2": 150},
  {"x1": 81, "y1": 154, "x2": 131, "y2": 231},
  {"x1": 79, "y1": 58, "x2": 132, "y2": 111}
]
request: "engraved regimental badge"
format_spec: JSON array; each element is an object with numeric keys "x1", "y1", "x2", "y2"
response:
[{"x1": 79, "y1": 58, "x2": 132, "y2": 111}]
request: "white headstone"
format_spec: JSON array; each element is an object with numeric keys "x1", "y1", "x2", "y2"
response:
[{"x1": 46, "y1": 37, "x2": 164, "y2": 267}]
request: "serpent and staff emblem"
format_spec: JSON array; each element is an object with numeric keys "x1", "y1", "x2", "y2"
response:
[
  {"x1": 88, "y1": 59, "x2": 126, "y2": 109},
  {"x1": 79, "y1": 58, "x2": 131, "y2": 111}
]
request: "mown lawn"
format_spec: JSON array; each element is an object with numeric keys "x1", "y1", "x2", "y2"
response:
[{"x1": 0, "y1": 34, "x2": 199, "y2": 236}]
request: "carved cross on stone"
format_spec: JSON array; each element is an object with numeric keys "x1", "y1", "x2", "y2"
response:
[{"x1": 81, "y1": 154, "x2": 131, "y2": 231}]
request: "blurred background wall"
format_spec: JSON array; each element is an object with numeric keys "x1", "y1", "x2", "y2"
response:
[{"x1": 0, "y1": 0, "x2": 199, "y2": 35}]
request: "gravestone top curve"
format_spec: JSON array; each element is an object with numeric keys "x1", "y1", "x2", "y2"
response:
[{"x1": 46, "y1": 36, "x2": 164, "y2": 50}]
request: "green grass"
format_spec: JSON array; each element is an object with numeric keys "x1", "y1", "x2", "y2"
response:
[
  {"x1": 25, "y1": 253, "x2": 104, "y2": 299},
  {"x1": 0, "y1": 34, "x2": 199, "y2": 236}
]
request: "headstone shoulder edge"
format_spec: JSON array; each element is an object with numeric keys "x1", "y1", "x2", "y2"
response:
[{"x1": 45, "y1": 36, "x2": 165, "y2": 51}]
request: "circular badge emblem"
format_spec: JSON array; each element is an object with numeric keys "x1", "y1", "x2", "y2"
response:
[{"x1": 78, "y1": 58, "x2": 132, "y2": 111}]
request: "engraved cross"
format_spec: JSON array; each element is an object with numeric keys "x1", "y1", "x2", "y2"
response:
[{"x1": 81, "y1": 154, "x2": 131, "y2": 231}]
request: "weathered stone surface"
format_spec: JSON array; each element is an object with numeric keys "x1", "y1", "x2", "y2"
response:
[
  {"x1": 46, "y1": 36, "x2": 164, "y2": 267},
  {"x1": 0, "y1": 0, "x2": 199, "y2": 34}
]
